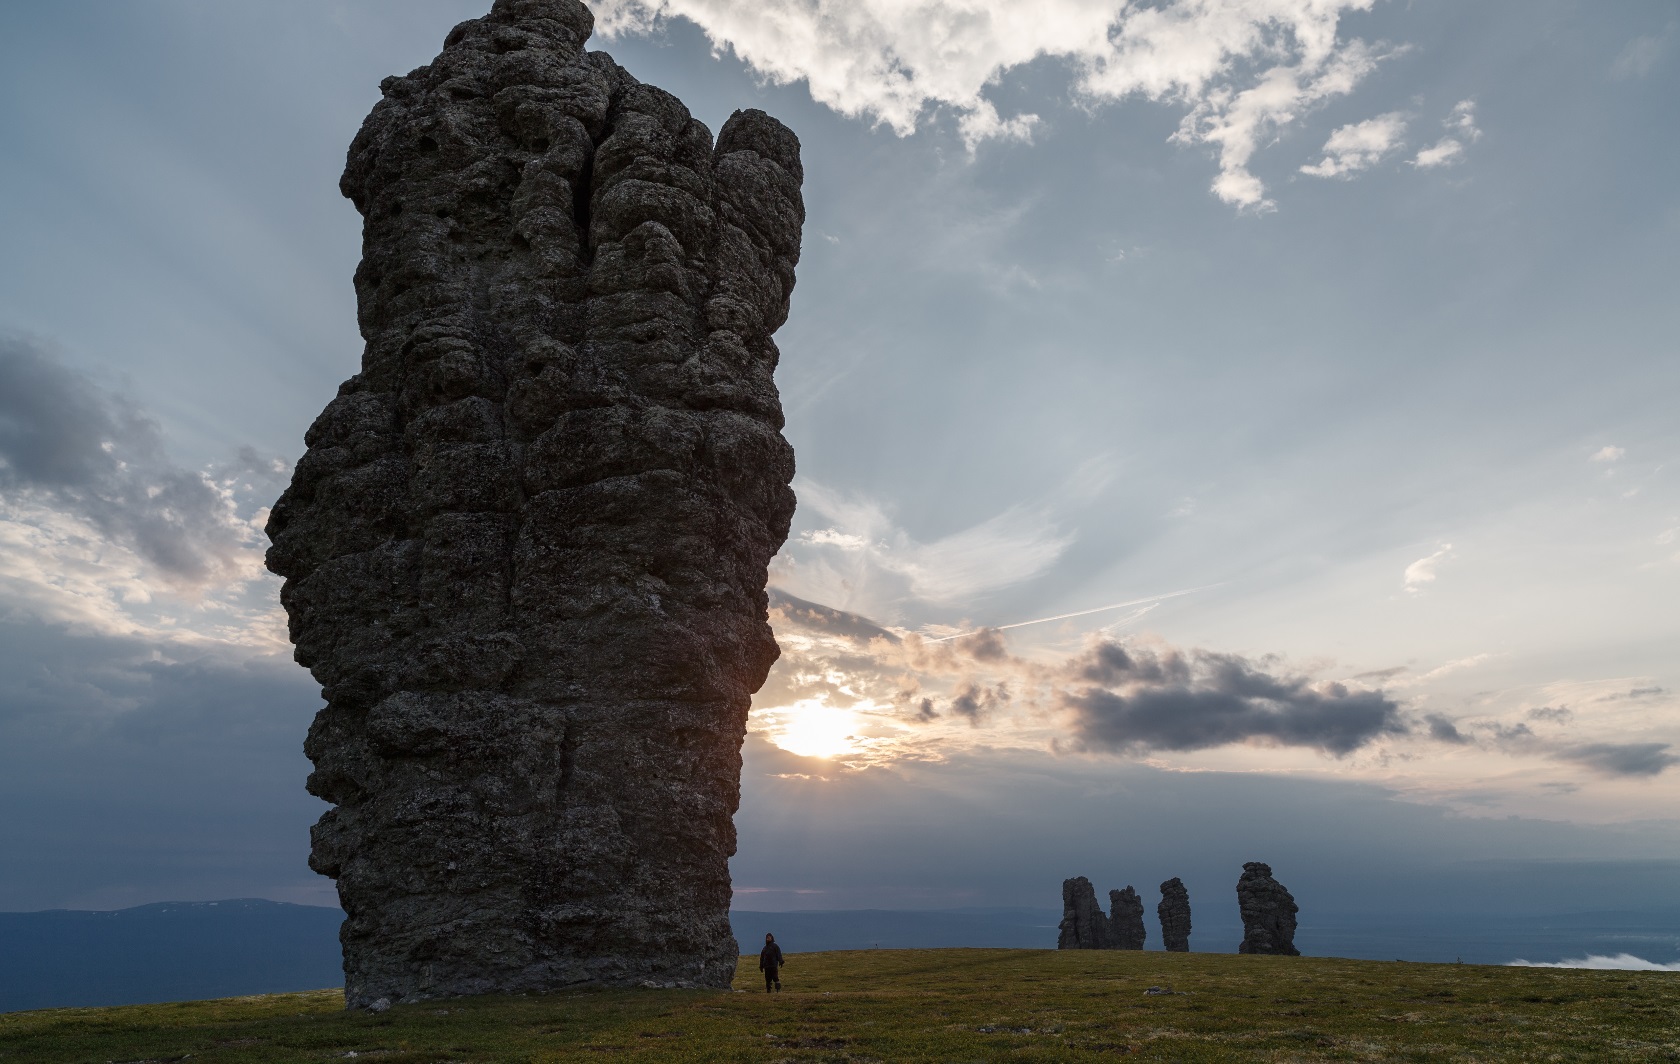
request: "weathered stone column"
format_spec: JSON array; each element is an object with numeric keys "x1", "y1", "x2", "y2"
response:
[
  {"x1": 1057, "y1": 877, "x2": 1113, "y2": 949},
  {"x1": 1158, "y1": 877, "x2": 1191, "y2": 952},
  {"x1": 1109, "y1": 886, "x2": 1146, "y2": 950},
  {"x1": 266, "y1": 0, "x2": 802, "y2": 1006},
  {"x1": 1236, "y1": 862, "x2": 1300, "y2": 956}
]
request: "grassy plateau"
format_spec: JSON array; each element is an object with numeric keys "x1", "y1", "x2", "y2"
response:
[{"x1": 3, "y1": 948, "x2": 1679, "y2": 1062}]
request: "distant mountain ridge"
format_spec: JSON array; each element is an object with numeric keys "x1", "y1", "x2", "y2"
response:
[
  {"x1": 5, "y1": 900, "x2": 1677, "y2": 1013},
  {"x1": 0, "y1": 899, "x2": 345, "y2": 1013}
]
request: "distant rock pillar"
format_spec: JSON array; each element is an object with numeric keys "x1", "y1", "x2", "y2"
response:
[
  {"x1": 1158, "y1": 878, "x2": 1191, "y2": 952},
  {"x1": 1058, "y1": 876, "x2": 1113, "y2": 949},
  {"x1": 1236, "y1": 862, "x2": 1300, "y2": 956},
  {"x1": 1109, "y1": 886, "x2": 1146, "y2": 950}
]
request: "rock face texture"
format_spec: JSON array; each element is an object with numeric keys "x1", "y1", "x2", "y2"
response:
[
  {"x1": 1058, "y1": 877, "x2": 1112, "y2": 949},
  {"x1": 1158, "y1": 877, "x2": 1191, "y2": 953},
  {"x1": 264, "y1": 0, "x2": 803, "y2": 1007},
  {"x1": 1108, "y1": 886, "x2": 1146, "y2": 950},
  {"x1": 1236, "y1": 862, "x2": 1300, "y2": 956}
]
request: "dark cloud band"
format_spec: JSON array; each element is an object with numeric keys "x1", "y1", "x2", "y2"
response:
[{"x1": 1061, "y1": 642, "x2": 1406, "y2": 756}]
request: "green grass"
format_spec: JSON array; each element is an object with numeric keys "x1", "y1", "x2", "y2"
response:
[{"x1": 4, "y1": 949, "x2": 1679, "y2": 1062}]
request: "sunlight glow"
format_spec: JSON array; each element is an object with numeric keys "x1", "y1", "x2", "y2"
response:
[{"x1": 762, "y1": 699, "x2": 866, "y2": 759}]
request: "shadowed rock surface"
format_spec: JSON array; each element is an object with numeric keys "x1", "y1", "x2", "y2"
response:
[
  {"x1": 1158, "y1": 877, "x2": 1191, "y2": 952},
  {"x1": 1057, "y1": 877, "x2": 1112, "y2": 949},
  {"x1": 1237, "y1": 862, "x2": 1300, "y2": 956},
  {"x1": 1059, "y1": 877, "x2": 1149, "y2": 950},
  {"x1": 264, "y1": 0, "x2": 803, "y2": 1007},
  {"x1": 1109, "y1": 886, "x2": 1146, "y2": 950}
]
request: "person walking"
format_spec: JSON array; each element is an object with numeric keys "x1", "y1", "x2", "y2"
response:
[{"x1": 759, "y1": 932, "x2": 784, "y2": 992}]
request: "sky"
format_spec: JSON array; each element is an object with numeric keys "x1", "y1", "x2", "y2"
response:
[{"x1": 0, "y1": 0, "x2": 1677, "y2": 924}]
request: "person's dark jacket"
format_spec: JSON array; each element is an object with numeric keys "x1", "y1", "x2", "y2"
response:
[{"x1": 759, "y1": 942, "x2": 784, "y2": 973}]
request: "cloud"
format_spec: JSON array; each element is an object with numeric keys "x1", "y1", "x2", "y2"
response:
[
  {"x1": 946, "y1": 681, "x2": 1010, "y2": 725},
  {"x1": 1300, "y1": 111, "x2": 1408, "y2": 177},
  {"x1": 596, "y1": 0, "x2": 1392, "y2": 209},
  {"x1": 1403, "y1": 543, "x2": 1454, "y2": 593},
  {"x1": 759, "y1": 590, "x2": 1410, "y2": 763},
  {"x1": 1555, "y1": 743, "x2": 1680, "y2": 778},
  {"x1": 1596, "y1": 686, "x2": 1665, "y2": 703},
  {"x1": 769, "y1": 588, "x2": 901, "y2": 645},
  {"x1": 1351, "y1": 665, "x2": 1408, "y2": 682},
  {"x1": 1412, "y1": 99, "x2": 1480, "y2": 168},
  {"x1": 1510, "y1": 954, "x2": 1680, "y2": 972},
  {"x1": 1419, "y1": 707, "x2": 1680, "y2": 779},
  {"x1": 928, "y1": 585, "x2": 1214, "y2": 643},
  {"x1": 1425, "y1": 713, "x2": 1470, "y2": 744},
  {"x1": 759, "y1": 588, "x2": 1675, "y2": 791},
  {"x1": 1396, "y1": 653, "x2": 1489, "y2": 688},
  {"x1": 1411, "y1": 138, "x2": 1462, "y2": 168},
  {"x1": 1485, "y1": 721, "x2": 1535, "y2": 744},
  {"x1": 1611, "y1": 29, "x2": 1672, "y2": 81},
  {"x1": 776, "y1": 479, "x2": 1073, "y2": 616},
  {"x1": 1590, "y1": 445, "x2": 1626, "y2": 463},
  {"x1": 0, "y1": 337, "x2": 285, "y2": 593},
  {"x1": 1059, "y1": 640, "x2": 1406, "y2": 756}
]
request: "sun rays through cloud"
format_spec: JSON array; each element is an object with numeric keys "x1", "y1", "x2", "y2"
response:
[{"x1": 756, "y1": 698, "x2": 869, "y2": 760}]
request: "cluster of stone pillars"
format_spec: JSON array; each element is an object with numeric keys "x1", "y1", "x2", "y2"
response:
[{"x1": 1057, "y1": 862, "x2": 1297, "y2": 956}]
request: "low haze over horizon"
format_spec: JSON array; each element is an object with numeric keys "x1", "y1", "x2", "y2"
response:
[{"x1": 1, "y1": 0, "x2": 1677, "y2": 930}]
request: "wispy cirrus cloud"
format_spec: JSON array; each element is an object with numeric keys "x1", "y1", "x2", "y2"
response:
[
  {"x1": 595, "y1": 0, "x2": 1399, "y2": 209},
  {"x1": 1402, "y1": 542, "x2": 1454, "y2": 594},
  {"x1": 776, "y1": 478, "x2": 1073, "y2": 618},
  {"x1": 1610, "y1": 26, "x2": 1673, "y2": 81}
]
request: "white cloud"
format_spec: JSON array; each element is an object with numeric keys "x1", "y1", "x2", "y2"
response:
[
  {"x1": 1412, "y1": 98, "x2": 1480, "y2": 168},
  {"x1": 595, "y1": 0, "x2": 1391, "y2": 209},
  {"x1": 1412, "y1": 138, "x2": 1462, "y2": 168},
  {"x1": 1590, "y1": 445, "x2": 1626, "y2": 463},
  {"x1": 1510, "y1": 954, "x2": 1680, "y2": 972},
  {"x1": 1444, "y1": 98, "x2": 1480, "y2": 138},
  {"x1": 1300, "y1": 111, "x2": 1408, "y2": 177},
  {"x1": 801, "y1": 528, "x2": 871, "y2": 551},
  {"x1": 1403, "y1": 542, "x2": 1454, "y2": 593}
]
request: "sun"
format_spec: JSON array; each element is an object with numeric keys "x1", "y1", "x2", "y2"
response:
[{"x1": 763, "y1": 699, "x2": 865, "y2": 759}]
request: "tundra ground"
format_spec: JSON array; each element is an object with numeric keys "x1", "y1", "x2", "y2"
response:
[{"x1": 3, "y1": 947, "x2": 1678, "y2": 1062}]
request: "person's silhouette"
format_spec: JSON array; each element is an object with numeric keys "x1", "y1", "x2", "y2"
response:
[{"x1": 758, "y1": 932, "x2": 784, "y2": 992}]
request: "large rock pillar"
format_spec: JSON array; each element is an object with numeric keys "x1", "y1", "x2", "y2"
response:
[{"x1": 266, "y1": 0, "x2": 803, "y2": 1006}]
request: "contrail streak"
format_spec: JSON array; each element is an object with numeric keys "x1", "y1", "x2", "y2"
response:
[{"x1": 924, "y1": 584, "x2": 1220, "y2": 642}]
